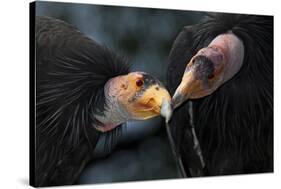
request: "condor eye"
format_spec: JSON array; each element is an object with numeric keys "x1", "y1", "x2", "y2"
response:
[
  {"x1": 136, "y1": 79, "x2": 143, "y2": 87},
  {"x1": 208, "y1": 73, "x2": 215, "y2": 79}
]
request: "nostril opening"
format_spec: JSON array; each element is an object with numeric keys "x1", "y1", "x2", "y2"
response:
[
  {"x1": 155, "y1": 86, "x2": 159, "y2": 91},
  {"x1": 146, "y1": 98, "x2": 155, "y2": 106}
]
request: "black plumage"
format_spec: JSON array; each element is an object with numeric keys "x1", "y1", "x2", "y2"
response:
[
  {"x1": 167, "y1": 14, "x2": 273, "y2": 176},
  {"x1": 35, "y1": 16, "x2": 129, "y2": 186}
]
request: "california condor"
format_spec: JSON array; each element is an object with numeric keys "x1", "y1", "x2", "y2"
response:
[
  {"x1": 32, "y1": 16, "x2": 172, "y2": 186},
  {"x1": 167, "y1": 13, "x2": 273, "y2": 176}
]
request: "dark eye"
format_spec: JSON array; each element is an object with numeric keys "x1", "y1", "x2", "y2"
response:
[
  {"x1": 208, "y1": 73, "x2": 215, "y2": 79},
  {"x1": 136, "y1": 79, "x2": 143, "y2": 87}
]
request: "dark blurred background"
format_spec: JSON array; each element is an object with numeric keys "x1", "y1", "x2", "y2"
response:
[{"x1": 36, "y1": 1, "x2": 204, "y2": 184}]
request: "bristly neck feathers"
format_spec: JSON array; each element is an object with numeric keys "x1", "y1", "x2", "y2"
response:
[
  {"x1": 93, "y1": 77, "x2": 129, "y2": 132},
  {"x1": 184, "y1": 14, "x2": 272, "y2": 173}
]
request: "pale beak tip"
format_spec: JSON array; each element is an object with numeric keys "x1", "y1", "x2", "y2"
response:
[
  {"x1": 160, "y1": 98, "x2": 173, "y2": 123},
  {"x1": 172, "y1": 92, "x2": 187, "y2": 109}
]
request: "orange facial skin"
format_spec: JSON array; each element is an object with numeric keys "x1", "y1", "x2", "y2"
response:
[
  {"x1": 94, "y1": 72, "x2": 172, "y2": 132},
  {"x1": 113, "y1": 72, "x2": 172, "y2": 120}
]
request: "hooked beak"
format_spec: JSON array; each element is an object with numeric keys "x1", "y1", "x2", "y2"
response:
[
  {"x1": 172, "y1": 70, "x2": 200, "y2": 108},
  {"x1": 160, "y1": 98, "x2": 173, "y2": 123},
  {"x1": 172, "y1": 90, "x2": 188, "y2": 109},
  {"x1": 131, "y1": 85, "x2": 172, "y2": 121},
  {"x1": 172, "y1": 54, "x2": 224, "y2": 109}
]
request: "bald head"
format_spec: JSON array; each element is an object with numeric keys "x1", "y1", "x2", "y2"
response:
[{"x1": 95, "y1": 72, "x2": 172, "y2": 132}]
